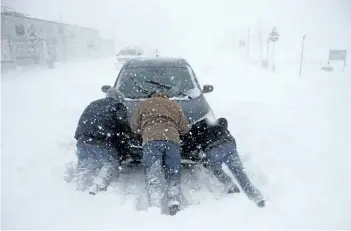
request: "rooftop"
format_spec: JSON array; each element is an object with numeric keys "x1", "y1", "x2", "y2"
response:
[{"x1": 1, "y1": 6, "x2": 96, "y2": 31}]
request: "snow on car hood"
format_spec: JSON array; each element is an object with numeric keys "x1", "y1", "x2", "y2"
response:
[{"x1": 123, "y1": 88, "x2": 201, "y2": 101}]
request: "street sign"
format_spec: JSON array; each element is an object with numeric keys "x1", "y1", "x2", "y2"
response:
[
  {"x1": 269, "y1": 31, "x2": 279, "y2": 42},
  {"x1": 329, "y1": 50, "x2": 347, "y2": 61},
  {"x1": 328, "y1": 49, "x2": 347, "y2": 72}
]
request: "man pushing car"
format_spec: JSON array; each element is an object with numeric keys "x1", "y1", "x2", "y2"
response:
[
  {"x1": 74, "y1": 88, "x2": 131, "y2": 195},
  {"x1": 182, "y1": 117, "x2": 266, "y2": 208},
  {"x1": 130, "y1": 91, "x2": 190, "y2": 215}
]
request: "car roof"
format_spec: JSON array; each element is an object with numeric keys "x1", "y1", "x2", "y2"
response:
[
  {"x1": 123, "y1": 57, "x2": 189, "y2": 68},
  {"x1": 119, "y1": 47, "x2": 142, "y2": 51}
]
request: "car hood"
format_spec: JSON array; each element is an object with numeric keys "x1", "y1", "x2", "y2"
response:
[{"x1": 122, "y1": 95, "x2": 215, "y2": 124}]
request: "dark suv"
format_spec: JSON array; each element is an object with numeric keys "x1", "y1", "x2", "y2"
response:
[{"x1": 101, "y1": 58, "x2": 216, "y2": 163}]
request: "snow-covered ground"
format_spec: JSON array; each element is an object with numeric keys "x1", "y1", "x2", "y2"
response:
[{"x1": 1, "y1": 55, "x2": 351, "y2": 229}]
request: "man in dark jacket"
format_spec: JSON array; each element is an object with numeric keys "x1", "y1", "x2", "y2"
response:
[
  {"x1": 74, "y1": 88, "x2": 131, "y2": 194},
  {"x1": 130, "y1": 92, "x2": 190, "y2": 215},
  {"x1": 182, "y1": 118, "x2": 265, "y2": 207}
]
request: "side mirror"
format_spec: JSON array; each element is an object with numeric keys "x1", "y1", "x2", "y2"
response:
[
  {"x1": 101, "y1": 85, "x2": 111, "y2": 93},
  {"x1": 202, "y1": 85, "x2": 214, "y2": 93}
]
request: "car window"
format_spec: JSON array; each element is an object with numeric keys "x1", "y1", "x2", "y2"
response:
[
  {"x1": 117, "y1": 66, "x2": 197, "y2": 99},
  {"x1": 186, "y1": 65, "x2": 201, "y2": 89}
]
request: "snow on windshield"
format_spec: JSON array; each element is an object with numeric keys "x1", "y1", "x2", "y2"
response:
[
  {"x1": 117, "y1": 66, "x2": 200, "y2": 99},
  {"x1": 185, "y1": 87, "x2": 201, "y2": 98}
]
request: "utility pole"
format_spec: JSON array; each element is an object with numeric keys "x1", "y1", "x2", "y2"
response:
[
  {"x1": 269, "y1": 27, "x2": 279, "y2": 71},
  {"x1": 271, "y1": 41, "x2": 275, "y2": 71},
  {"x1": 266, "y1": 37, "x2": 270, "y2": 67},
  {"x1": 258, "y1": 20, "x2": 262, "y2": 63},
  {"x1": 247, "y1": 28, "x2": 250, "y2": 62},
  {"x1": 299, "y1": 35, "x2": 306, "y2": 77}
]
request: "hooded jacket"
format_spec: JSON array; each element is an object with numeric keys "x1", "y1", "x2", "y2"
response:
[
  {"x1": 74, "y1": 89, "x2": 131, "y2": 148},
  {"x1": 130, "y1": 93, "x2": 190, "y2": 144},
  {"x1": 181, "y1": 118, "x2": 235, "y2": 153}
]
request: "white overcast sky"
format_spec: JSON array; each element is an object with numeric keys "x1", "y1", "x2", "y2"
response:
[{"x1": 2, "y1": 0, "x2": 350, "y2": 60}]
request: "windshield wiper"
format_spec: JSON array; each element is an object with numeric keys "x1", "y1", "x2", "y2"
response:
[
  {"x1": 144, "y1": 80, "x2": 172, "y2": 90},
  {"x1": 130, "y1": 75, "x2": 149, "y2": 95},
  {"x1": 144, "y1": 80, "x2": 192, "y2": 99}
]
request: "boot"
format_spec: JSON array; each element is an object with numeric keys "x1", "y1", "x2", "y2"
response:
[
  {"x1": 227, "y1": 184, "x2": 240, "y2": 194},
  {"x1": 169, "y1": 204, "x2": 180, "y2": 216}
]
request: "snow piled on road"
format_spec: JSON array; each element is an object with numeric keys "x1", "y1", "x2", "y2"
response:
[{"x1": 1, "y1": 56, "x2": 351, "y2": 229}]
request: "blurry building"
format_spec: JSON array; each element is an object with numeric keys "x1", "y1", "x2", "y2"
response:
[{"x1": 1, "y1": 6, "x2": 114, "y2": 70}]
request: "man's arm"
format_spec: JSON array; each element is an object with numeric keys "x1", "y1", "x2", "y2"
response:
[
  {"x1": 178, "y1": 107, "x2": 190, "y2": 135},
  {"x1": 130, "y1": 105, "x2": 142, "y2": 134},
  {"x1": 115, "y1": 103, "x2": 128, "y2": 120}
]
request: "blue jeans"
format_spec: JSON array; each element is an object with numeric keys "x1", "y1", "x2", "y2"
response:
[
  {"x1": 143, "y1": 140, "x2": 181, "y2": 207},
  {"x1": 76, "y1": 139, "x2": 118, "y2": 191},
  {"x1": 205, "y1": 141, "x2": 264, "y2": 202}
]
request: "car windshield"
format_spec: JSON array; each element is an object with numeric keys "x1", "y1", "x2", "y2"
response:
[
  {"x1": 117, "y1": 66, "x2": 197, "y2": 99},
  {"x1": 117, "y1": 49, "x2": 137, "y2": 56}
]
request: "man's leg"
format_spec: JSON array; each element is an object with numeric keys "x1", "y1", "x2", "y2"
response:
[
  {"x1": 143, "y1": 141, "x2": 164, "y2": 208},
  {"x1": 205, "y1": 144, "x2": 240, "y2": 193},
  {"x1": 89, "y1": 144, "x2": 119, "y2": 194},
  {"x1": 163, "y1": 141, "x2": 182, "y2": 214},
  {"x1": 75, "y1": 141, "x2": 99, "y2": 191},
  {"x1": 221, "y1": 141, "x2": 265, "y2": 207}
]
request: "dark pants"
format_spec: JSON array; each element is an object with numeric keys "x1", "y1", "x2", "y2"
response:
[
  {"x1": 143, "y1": 140, "x2": 181, "y2": 208},
  {"x1": 76, "y1": 138, "x2": 118, "y2": 192},
  {"x1": 205, "y1": 141, "x2": 264, "y2": 203}
]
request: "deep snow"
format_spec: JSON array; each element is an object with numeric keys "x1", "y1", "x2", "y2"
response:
[{"x1": 1, "y1": 55, "x2": 351, "y2": 229}]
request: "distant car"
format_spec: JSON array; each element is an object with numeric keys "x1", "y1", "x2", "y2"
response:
[
  {"x1": 114, "y1": 47, "x2": 143, "y2": 67},
  {"x1": 101, "y1": 57, "x2": 216, "y2": 164},
  {"x1": 321, "y1": 65, "x2": 334, "y2": 72}
]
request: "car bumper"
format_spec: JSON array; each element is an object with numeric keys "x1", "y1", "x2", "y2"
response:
[{"x1": 127, "y1": 143, "x2": 203, "y2": 163}]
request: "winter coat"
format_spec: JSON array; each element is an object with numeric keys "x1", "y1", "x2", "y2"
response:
[
  {"x1": 130, "y1": 94, "x2": 190, "y2": 144},
  {"x1": 181, "y1": 118, "x2": 235, "y2": 153},
  {"x1": 74, "y1": 97, "x2": 131, "y2": 148}
]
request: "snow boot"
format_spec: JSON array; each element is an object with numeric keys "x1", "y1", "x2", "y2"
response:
[
  {"x1": 227, "y1": 184, "x2": 240, "y2": 194},
  {"x1": 169, "y1": 204, "x2": 180, "y2": 216},
  {"x1": 257, "y1": 200, "x2": 265, "y2": 208},
  {"x1": 251, "y1": 193, "x2": 266, "y2": 208},
  {"x1": 167, "y1": 199, "x2": 181, "y2": 216},
  {"x1": 165, "y1": 184, "x2": 182, "y2": 214},
  {"x1": 254, "y1": 197, "x2": 266, "y2": 208}
]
